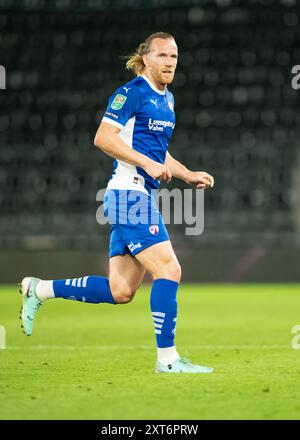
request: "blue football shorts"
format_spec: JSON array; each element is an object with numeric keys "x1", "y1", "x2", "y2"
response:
[{"x1": 103, "y1": 189, "x2": 170, "y2": 258}]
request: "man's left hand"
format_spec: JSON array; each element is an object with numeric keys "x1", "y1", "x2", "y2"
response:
[{"x1": 185, "y1": 171, "x2": 214, "y2": 189}]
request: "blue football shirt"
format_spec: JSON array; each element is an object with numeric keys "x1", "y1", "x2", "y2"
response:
[{"x1": 102, "y1": 75, "x2": 176, "y2": 193}]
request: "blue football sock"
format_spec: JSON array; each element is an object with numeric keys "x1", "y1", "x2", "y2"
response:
[
  {"x1": 150, "y1": 278, "x2": 179, "y2": 348},
  {"x1": 53, "y1": 276, "x2": 116, "y2": 304}
]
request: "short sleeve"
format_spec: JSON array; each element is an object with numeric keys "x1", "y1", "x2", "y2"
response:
[{"x1": 102, "y1": 85, "x2": 141, "y2": 130}]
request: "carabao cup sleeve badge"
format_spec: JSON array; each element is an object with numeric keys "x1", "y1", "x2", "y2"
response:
[{"x1": 111, "y1": 94, "x2": 127, "y2": 110}]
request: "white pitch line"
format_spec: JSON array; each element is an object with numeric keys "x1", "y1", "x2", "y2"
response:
[{"x1": 5, "y1": 344, "x2": 290, "y2": 350}]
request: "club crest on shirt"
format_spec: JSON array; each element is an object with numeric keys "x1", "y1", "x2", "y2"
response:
[
  {"x1": 149, "y1": 225, "x2": 159, "y2": 235},
  {"x1": 168, "y1": 101, "x2": 174, "y2": 111}
]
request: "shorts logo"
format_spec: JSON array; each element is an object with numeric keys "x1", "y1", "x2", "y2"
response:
[
  {"x1": 111, "y1": 94, "x2": 127, "y2": 110},
  {"x1": 128, "y1": 242, "x2": 142, "y2": 252},
  {"x1": 149, "y1": 225, "x2": 159, "y2": 235}
]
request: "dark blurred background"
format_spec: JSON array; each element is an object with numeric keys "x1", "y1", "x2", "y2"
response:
[{"x1": 1, "y1": 0, "x2": 300, "y2": 282}]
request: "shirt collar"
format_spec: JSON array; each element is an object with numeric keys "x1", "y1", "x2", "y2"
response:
[{"x1": 141, "y1": 74, "x2": 166, "y2": 95}]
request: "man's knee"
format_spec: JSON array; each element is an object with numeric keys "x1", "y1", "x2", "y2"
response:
[
  {"x1": 155, "y1": 260, "x2": 181, "y2": 283},
  {"x1": 110, "y1": 282, "x2": 137, "y2": 304},
  {"x1": 166, "y1": 261, "x2": 181, "y2": 283}
]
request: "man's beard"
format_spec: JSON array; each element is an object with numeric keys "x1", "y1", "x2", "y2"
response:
[{"x1": 157, "y1": 71, "x2": 174, "y2": 86}]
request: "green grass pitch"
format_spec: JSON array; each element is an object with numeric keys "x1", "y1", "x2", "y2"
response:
[{"x1": 1, "y1": 283, "x2": 300, "y2": 420}]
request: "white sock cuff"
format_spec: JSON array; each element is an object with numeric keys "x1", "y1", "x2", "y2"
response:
[
  {"x1": 157, "y1": 346, "x2": 180, "y2": 366},
  {"x1": 35, "y1": 280, "x2": 55, "y2": 301}
]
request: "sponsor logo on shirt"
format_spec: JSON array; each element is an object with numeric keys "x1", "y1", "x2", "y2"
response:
[
  {"x1": 105, "y1": 111, "x2": 119, "y2": 119},
  {"x1": 150, "y1": 99, "x2": 158, "y2": 108},
  {"x1": 148, "y1": 118, "x2": 175, "y2": 132},
  {"x1": 111, "y1": 94, "x2": 127, "y2": 110}
]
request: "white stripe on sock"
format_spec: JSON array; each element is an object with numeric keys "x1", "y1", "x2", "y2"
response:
[
  {"x1": 152, "y1": 312, "x2": 165, "y2": 318},
  {"x1": 71, "y1": 278, "x2": 77, "y2": 287},
  {"x1": 65, "y1": 279, "x2": 71, "y2": 286},
  {"x1": 155, "y1": 329, "x2": 162, "y2": 334},
  {"x1": 153, "y1": 317, "x2": 164, "y2": 324},
  {"x1": 82, "y1": 276, "x2": 89, "y2": 288},
  {"x1": 77, "y1": 278, "x2": 82, "y2": 287},
  {"x1": 154, "y1": 323, "x2": 162, "y2": 329}
]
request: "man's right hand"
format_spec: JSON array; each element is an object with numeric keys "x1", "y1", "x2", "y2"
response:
[{"x1": 143, "y1": 159, "x2": 172, "y2": 183}]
